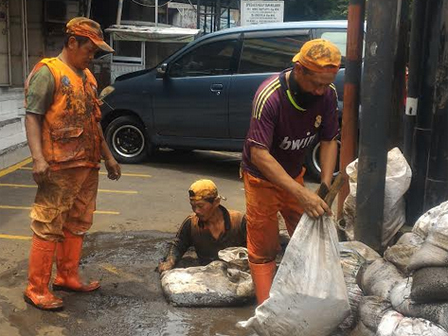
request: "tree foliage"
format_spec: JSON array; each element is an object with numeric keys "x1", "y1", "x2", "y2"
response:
[{"x1": 284, "y1": 0, "x2": 350, "y2": 21}]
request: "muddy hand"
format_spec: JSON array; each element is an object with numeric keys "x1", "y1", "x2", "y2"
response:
[
  {"x1": 298, "y1": 187, "x2": 331, "y2": 218},
  {"x1": 32, "y1": 158, "x2": 50, "y2": 185},
  {"x1": 158, "y1": 261, "x2": 174, "y2": 274},
  {"x1": 105, "y1": 158, "x2": 121, "y2": 181}
]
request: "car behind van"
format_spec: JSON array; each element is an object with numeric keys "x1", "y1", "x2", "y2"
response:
[{"x1": 100, "y1": 20, "x2": 349, "y2": 179}]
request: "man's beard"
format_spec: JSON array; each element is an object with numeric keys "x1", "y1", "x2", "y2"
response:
[{"x1": 288, "y1": 73, "x2": 322, "y2": 108}]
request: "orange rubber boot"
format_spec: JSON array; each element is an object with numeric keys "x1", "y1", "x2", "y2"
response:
[
  {"x1": 249, "y1": 260, "x2": 277, "y2": 305},
  {"x1": 53, "y1": 230, "x2": 100, "y2": 292},
  {"x1": 24, "y1": 235, "x2": 64, "y2": 310}
]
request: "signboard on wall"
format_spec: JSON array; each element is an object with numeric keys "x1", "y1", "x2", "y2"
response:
[{"x1": 240, "y1": 0, "x2": 284, "y2": 26}]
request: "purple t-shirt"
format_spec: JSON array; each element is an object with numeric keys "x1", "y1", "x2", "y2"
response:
[{"x1": 242, "y1": 69, "x2": 339, "y2": 179}]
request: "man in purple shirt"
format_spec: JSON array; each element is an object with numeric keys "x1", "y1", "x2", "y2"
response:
[{"x1": 241, "y1": 39, "x2": 341, "y2": 304}]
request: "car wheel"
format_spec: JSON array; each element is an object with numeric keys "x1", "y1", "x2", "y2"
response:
[
  {"x1": 305, "y1": 138, "x2": 341, "y2": 181},
  {"x1": 105, "y1": 115, "x2": 149, "y2": 164}
]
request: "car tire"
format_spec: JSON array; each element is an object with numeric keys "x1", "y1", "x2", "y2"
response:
[
  {"x1": 105, "y1": 115, "x2": 149, "y2": 164},
  {"x1": 305, "y1": 138, "x2": 341, "y2": 182}
]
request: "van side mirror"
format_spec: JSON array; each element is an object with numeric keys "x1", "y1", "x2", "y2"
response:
[{"x1": 157, "y1": 63, "x2": 168, "y2": 77}]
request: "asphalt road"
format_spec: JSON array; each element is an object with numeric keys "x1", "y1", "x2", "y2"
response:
[{"x1": 0, "y1": 150, "x2": 319, "y2": 336}]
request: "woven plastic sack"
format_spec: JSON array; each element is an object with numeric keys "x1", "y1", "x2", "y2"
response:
[
  {"x1": 342, "y1": 148, "x2": 411, "y2": 246},
  {"x1": 239, "y1": 214, "x2": 350, "y2": 336}
]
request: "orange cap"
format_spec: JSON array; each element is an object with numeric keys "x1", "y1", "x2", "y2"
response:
[
  {"x1": 188, "y1": 179, "x2": 225, "y2": 201},
  {"x1": 292, "y1": 39, "x2": 341, "y2": 74},
  {"x1": 66, "y1": 17, "x2": 114, "y2": 53}
]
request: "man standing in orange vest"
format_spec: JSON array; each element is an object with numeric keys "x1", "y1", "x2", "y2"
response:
[{"x1": 24, "y1": 17, "x2": 121, "y2": 310}]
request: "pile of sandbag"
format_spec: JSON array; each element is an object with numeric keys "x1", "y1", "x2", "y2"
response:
[{"x1": 349, "y1": 201, "x2": 448, "y2": 335}]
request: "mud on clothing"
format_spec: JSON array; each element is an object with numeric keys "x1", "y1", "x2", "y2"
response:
[
  {"x1": 165, "y1": 205, "x2": 247, "y2": 265},
  {"x1": 25, "y1": 57, "x2": 103, "y2": 240},
  {"x1": 241, "y1": 68, "x2": 339, "y2": 180},
  {"x1": 25, "y1": 57, "x2": 102, "y2": 171}
]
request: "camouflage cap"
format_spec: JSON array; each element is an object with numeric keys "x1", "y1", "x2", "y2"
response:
[
  {"x1": 292, "y1": 39, "x2": 341, "y2": 74},
  {"x1": 66, "y1": 17, "x2": 114, "y2": 53}
]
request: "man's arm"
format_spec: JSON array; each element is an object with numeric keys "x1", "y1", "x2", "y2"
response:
[
  {"x1": 25, "y1": 113, "x2": 50, "y2": 185},
  {"x1": 250, "y1": 146, "x2": 331, "y2": 218},
  {"x1": 97, "y1": 123, "x2": 121, "y2": 181},
  {"x1": 319, "y1": 140, "x2": 338, "y2": 187},
  {"x1": 158, "y1": 217, "x2": 193, "y2": 273}
]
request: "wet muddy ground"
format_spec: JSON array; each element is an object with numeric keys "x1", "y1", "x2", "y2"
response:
[
  {"x1": 0, "y1": 231, "x2": 256, "y2": 336},
  {"x1": 0, "y1": 150, "x2": 319, "y2": 335}
]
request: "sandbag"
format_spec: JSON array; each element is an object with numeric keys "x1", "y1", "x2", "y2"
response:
[
  {"x1": 359, "y1": 259, "x2": 405, "y2": 300},
  {"x1": 411, "y1": 267, "x2": 448, "y2": 303},
  {"x1": 376, "y1": 310, "x2": 404, "y2": 336},
  {"x1": 348, "y1": 321, "x2": 375, "y2": 336},
  {"x1": 377, "y1": 310, "x2": 448, "y2": 336},
  {"x1": 338, "y1": 248, "x2": 366, "y2": 330},
  {"x1": 408, "y1": 241, "x2": 448, "y2": 271},
  {"x1": 342, "y1": 148, "x2": 411, "y2": 247},
  {"x1": 339, "y1": 241, "x2": 381, "y2": 265},
  {"x1": 161, "y1": 260, "x2": 254, "y2": 307},
  {"x1": 358, "y1": 296, "x2": 392, "y2": 331},
  {"x1": 396, "y1": 232, "x2": 424, "y2": 246},
  {"x1": 218, "y1": 247, "x2": 249, "y2": 271},
  {"x1": 391, "y1": 279, "x2": 448, "y2": 331},
  {"x1": 384, "y1": 244, "x2": 420, "y2": 274},
  {"x1": 239, "y1": 214, "x2": 350, "y2": 336},
  {"x1": 412, "y1": 200, "x2": 448, "y2": 240}
]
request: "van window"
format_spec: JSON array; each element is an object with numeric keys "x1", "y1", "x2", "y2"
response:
[
  {"x1": 169, "y1": 39, "x2": 238, "y2": 78},
  {"x1": 238, "y1": 35, "x2": 309, "y2": 74},
  {"x1": 318, "y1": 31, "x2": 347, "y2": 58}
]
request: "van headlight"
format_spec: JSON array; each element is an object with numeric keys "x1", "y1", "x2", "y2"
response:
[{"x1": 99, "y1": 86, "x2": 115, "y2": 100}]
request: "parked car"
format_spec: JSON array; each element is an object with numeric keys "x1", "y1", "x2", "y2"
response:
[{"x1": 100, "y1": 21, "x2": 349, "y2": 180}]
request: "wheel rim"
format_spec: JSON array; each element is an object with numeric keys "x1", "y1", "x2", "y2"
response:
[
  {"x1": 311, "y1": 140, "x2": 342, "y2": 176},
  {"x1": 112, "y1": 125, "x2": 145, "y2": 158}
]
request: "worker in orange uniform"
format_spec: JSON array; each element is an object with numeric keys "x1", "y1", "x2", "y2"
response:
[
  {"x1": 23, "y1": 17, "x2": 121, "y2": 310},
  {"x1": 241, "y1": 39, "x2": 341, "y2": 304}
]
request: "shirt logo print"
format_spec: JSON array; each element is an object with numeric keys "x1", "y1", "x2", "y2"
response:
[
  {"x1": 279, "y1": 134, "x2": 316, "y2": 151},
  {"x1": 315, "y1": 115, "x2": 322, "y2": 128}
]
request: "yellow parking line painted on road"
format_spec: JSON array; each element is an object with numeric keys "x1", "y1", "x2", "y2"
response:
[
  {"x1": 100, "y1": 263, "x2": 120, "y2": 275},
  {"x1": 0, "y1": 183, "x2": 138, "y2": 194},
  {"x1": 18, "y1": 167, "x2": 152, "y2": 178},
  {"x1": 0, "y1": 205, "x2": 120, "y2": 215},
  {"x1": 0, "y1": 234, "x2": 31, "y2": 240},
  {"x1": 0, "y1": 157, "x2": 33, "y2": 178}
]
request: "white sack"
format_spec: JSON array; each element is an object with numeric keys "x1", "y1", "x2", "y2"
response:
[
  {"x1": 342, "y1": 148, "x2": 411, "y2": 246},
  {"x1": 359, "y1": 259, "x2": 404, "y2": 300},
  {"x1": 412, "y1": 200, "x2": 448, "y2": 239},
  {"x1": 239, "y1": 214, "x2": 350, "y2": 336},
  {"x1": 377, "y1": 310, "x2": 448, "y2": 336},
  {"x1": 339, "y1": 241, "x2": 381, "y2": 264},
  {"x1": 218, "y1": 247, "x2": 249, "y2": 271},
  {"x1": 161, "y1": 260, "x2": 254, "y2": 306},
  {"x1": 391, "y1": 279, "x2": 448, "y2": 331}
]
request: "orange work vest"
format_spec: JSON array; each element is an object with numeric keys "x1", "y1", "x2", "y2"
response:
[{"x1": 26, "y1": 58, "x2": 102, "y2": 170}]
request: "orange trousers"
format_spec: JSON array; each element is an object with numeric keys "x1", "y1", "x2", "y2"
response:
[
  {"x1": 30, "y1": 167, "x2": 99, "y2": 242},
  {"x1": 243, "y1": 170, "x2": 305, "y2": 264}
]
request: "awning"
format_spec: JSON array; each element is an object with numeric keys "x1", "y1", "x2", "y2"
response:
[{"x1": 105, "y1": 25, "x2": 200, "y2": 43}]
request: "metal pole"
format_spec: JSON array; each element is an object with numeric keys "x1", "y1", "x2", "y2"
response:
[
  {"x1": 337, "y1": 0, "x2": 365, "y2": 220},
  {"x1": 407, "y1": 0, "x2": 442, "y2": 224},
  {"x1": 155, "y1": 0, "x2": 158, "y2": 26},
  {"x1": 197, "y1": 0, "x2": 201, "y2": 29},
  {"x1": 355, "y1": 0, "x2": 399, "y2": 252},
  {"x1": 404, "y1": 0, "x2": 426, "y2": 162},
  {"x1": 86, "y1": 0, "x2": 92, "y2": 18},
  {"x1": 424, "y1": 0, "x2": 448, "y2": 210},
  {"x1": 117, "y1": 0, "x2": 124, "y2": 25},
  {"x1": 388, "y1": 0, "x2": 408, "y2": 149},
  {"x1": 21, "y1": 0, "x2": 29, "y2": 82}
]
